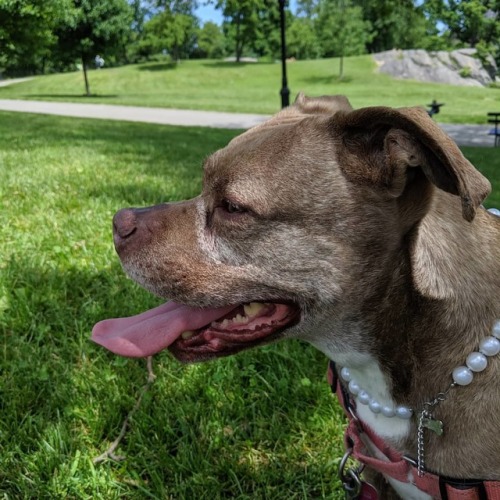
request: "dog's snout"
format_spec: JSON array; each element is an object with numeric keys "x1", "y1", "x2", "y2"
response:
[
  {"x1": 113, "y1": 208, "x2": 137, "y2": 239},
  {"x1": 111, "y1": 201, "x2": 195, "y2": 259}
]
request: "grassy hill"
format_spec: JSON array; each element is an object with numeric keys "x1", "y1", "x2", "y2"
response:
[{"x1": 1, "y1": 56, "x2": 499, "y2": 124}]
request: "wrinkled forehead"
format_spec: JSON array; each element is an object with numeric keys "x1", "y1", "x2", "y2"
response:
[
  {"x1": 201, "y1": 115, "x2": 345, "y2": 213},
  {"x1": 204, "y1": 115, "x2": 335, "y2": 184}
]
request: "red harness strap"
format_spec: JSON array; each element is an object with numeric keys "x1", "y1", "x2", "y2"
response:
[{"x1": 327, "y1": 361, "x2": 500, "y2": 500}]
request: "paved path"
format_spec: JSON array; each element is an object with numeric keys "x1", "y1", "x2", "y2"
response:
[
  {"x1": 0, "y1": 98, "x2": 495, "y2": 147},
  {"x1": 0, "y1": 99, "x2": 269, "y2": 129}
]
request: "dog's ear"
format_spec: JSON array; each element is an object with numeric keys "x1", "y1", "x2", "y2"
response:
[
  {"x1": 294, "y1": 92, "x2": 353, "y2": 115},
  {"x1": 332, "y1": 106, "x2": 491, "y2": 221}
]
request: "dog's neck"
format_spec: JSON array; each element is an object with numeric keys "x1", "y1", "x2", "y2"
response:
[{"x1": 317, "y1": 192, "x2": 500, "y2": 478}]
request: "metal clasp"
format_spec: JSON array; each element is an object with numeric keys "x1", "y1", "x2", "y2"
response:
[{"x1": 338, "y1": 447, "x2": 364, "y2": 499}]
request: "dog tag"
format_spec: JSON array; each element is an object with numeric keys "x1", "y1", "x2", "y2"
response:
[{"x1": 421, "y1": 416, "x2": 444, "y2": 436}]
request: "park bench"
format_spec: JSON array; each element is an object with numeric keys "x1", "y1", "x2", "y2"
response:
[{"x1": 488, "y1": 112, "x2": 500, "y2": 147}]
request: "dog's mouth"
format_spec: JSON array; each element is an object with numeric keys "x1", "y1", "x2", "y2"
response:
[{"x1": 91, "y1": 301, "x2": 300, "y2": 362}]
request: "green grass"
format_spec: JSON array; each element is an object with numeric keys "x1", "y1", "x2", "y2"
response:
[
  {"x1": 1, "y1": 56, "x2": 499, "y2": 124},
  {"x1": 0, "y1": 111, "x2": 498, "y2": 499}
]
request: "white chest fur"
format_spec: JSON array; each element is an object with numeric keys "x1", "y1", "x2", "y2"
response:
[
  {"x1": 311, "y1": 344, "x2": 422, "y2": 498},
  {"x1": 319, "y1": 348, "x2": 412, "y2": 442},
  {"x1": 344, "y1": 360, "x2": 411, "y2": 442}
]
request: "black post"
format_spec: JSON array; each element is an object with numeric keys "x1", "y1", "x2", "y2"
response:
[{"x1": 279, "y1": 0, "x2": 290, "y2": 108}]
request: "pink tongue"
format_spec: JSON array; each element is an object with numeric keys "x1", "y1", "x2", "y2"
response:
[{"x1": 91, "y1": 301, "x2": 237, "y2": 358}]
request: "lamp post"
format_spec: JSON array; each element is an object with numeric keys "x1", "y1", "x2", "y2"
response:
[{"x1": 278, "y1": 0, "x2": 290, "y2": 108}]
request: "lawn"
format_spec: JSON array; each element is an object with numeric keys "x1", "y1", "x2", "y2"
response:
[
  {"x1": 0, "y1": 56, "x2": 499, "y2": 124},
  {"x1": 0, "y1": 112, "x2": 498, "y2": 499}
]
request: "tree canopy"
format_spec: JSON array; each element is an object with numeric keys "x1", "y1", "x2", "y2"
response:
[{"x1": 1, "y1": 0, "x2": 499, "y2": 79}]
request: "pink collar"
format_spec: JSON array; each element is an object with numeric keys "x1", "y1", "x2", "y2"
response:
[{"x1": 327, "y1": 361, "x2": 500, "y2": 500}]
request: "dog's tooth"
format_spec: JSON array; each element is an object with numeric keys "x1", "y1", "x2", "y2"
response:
[
  {"x1": 243, "y1": 302, "x2": 265, "y2": 318},
  {"x1": 234, "y1": 314, "x2": 247, "y2": 324},
  {"x1": 181, "y1": 330, "x2": 194, "y2": 340},
  {"x1": 220, "y1": 319, "x2": 229, "y2": 328}
]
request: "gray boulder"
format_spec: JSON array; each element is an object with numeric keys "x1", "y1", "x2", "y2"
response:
[{"x1": 374, "y1": 48, "x2": 497, "y2": 87}]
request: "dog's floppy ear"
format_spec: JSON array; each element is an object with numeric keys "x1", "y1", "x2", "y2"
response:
[{"x1": 332, "y1": 106, "x2": 491, "y2": 221}]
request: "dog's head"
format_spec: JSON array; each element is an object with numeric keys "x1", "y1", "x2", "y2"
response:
[{"x1": 92, "y1": 94, "x2": 490, "y2": 362}]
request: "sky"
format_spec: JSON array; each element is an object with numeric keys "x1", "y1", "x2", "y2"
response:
[
  {"x1": 194, "y1": 3, "x2": 223, "y2": 25},
  {"x1": 195, "y1": 1, "x2": 298, "y2": 26}
]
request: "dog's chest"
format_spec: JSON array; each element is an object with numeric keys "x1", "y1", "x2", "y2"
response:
[
  {"x1": 319, "y1": 348, "x2": 432, "y2": 498},
  {"x1": 324, "y1": 350, "x2": 412, "y2": 442}
]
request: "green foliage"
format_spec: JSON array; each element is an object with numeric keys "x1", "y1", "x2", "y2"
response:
[
  {"x1": 459, "y1": 66, "x2": 473, "y2": 78},
  {"x1": 195, "y1": 21, "x2": 227, "y2": 59},
  {"x1": 316, "y1": 0, "x2": 372, "y2": 58},
  {"x1": 2, "y1": 0, "x2": 500, "y2": 75},
  {"x1": 54, "y1": 0, "x2": 134, "y2": 67},
  {"x1": 287, "y1": 17, "x2": 322, "y2": 60},
  {"x1": 217, "y1": 0, "x2": 264, "y2": 61},
  {"x1": 0, "y1": 0, "x2": 73, "y2": 75},
  {"x1": 424, "y1": 0, "x2": 499, "y2": 47},
  {"x1": 142, "y1": 9, "x2": 198, "y2": 61},
  {"x1": 352, "y1": 0, "x2": 431, "y2": 53}
]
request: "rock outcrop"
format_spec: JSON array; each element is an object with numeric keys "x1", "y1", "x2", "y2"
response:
[{"x1": 373, "y1": 48, "x2": 497, "y2": 87}]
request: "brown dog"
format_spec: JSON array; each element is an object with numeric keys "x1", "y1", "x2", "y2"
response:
[{"x1": 92, "y1": 95, "x2": 500, "y2": 499}]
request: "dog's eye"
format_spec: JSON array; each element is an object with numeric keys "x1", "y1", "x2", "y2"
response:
[{"x1": 222, "y1": 199, "x2": 246, "y2": 214}]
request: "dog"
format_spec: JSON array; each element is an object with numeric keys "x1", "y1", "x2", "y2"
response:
[{"x1": 92, "y1": 94, "x2": 500, "y2": 499}]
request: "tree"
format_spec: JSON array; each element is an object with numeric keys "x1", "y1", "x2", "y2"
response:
[
  {"x1": 195, "y1": 21, "x2": 226, "y2": 59},
  {"x1": 142, "y1": 9, "x2": 198, "y2": 61},
  {"x1": 216, "y1": 0, "x2": 263, "y2": 62},
  {"x1": 252, "y1": 0, "x2": 282, "y2": 59},
  {"x1": 54, "y1": 0, "x2": 133, "y2": 95},
  {"x1": 316, "y1": 0, "x2": 372, "y2": 73},
  {"x1": 352, "y1": 0, "x2": 430, "y2": 53},
  {"x1": 424, "y1": 0, "x2": 500, "y2": 47},
  {"x1": 0, "y1": 0, "x2": 73, "y2": 75},
  {"x1": 286, "y1": 17, "x2": 321, "y2": 60},
  {"x1": 423, "y1": 0, "x2": 500, "y2": 68}
]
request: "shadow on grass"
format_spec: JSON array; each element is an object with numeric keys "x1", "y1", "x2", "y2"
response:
[
  {"x1": 25, "y1": 94, "x2": 119, "y2": 99},
  {"x1": 201, "y1": 61, "x2": 272, "y2": 69},
  {"x1": 137, "y1": 62, "x2": 177, "y2": 72},
  {"x1": 300, "y1": 75, "x2": 353, "y2": 85}
]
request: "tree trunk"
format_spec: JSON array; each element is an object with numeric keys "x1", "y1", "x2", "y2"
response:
[
  {"x1": 235, "y1": 13, "x2": 242, "y2": 63},
  {"x1": 82, "y1": 55, "x2": 91, "y2": 96}
]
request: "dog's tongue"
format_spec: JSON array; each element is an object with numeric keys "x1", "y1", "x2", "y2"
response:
[{"x1": 91, "y1": 301, "x2": 237, "y2": 358}]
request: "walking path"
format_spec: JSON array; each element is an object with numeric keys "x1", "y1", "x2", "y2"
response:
[
  {"x1": 0, "y1": 99, "x2": 269, "y2": 130},
  {"x1": 0, "y1": 98, "x2": 495, "y2": 147}
]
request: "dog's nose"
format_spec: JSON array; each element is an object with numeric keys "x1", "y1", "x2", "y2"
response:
[{"x1": 113, "y1": 208, "x2": 137, "y2": 239}]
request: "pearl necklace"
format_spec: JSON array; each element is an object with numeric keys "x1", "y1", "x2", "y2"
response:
[{"x1": 339, "y1": 320, "x2": 500, "y2": 421}]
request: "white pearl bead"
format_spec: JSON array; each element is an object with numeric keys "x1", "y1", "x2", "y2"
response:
[
  {"x1": 452, "y1": 366, "x2": 474, "y2": 385},
  {"x1": 348, "y1": 380, "x2": 360, "y2": 395},
  {"x1": 396, "y1": 406, "x2": 413, "y2": 419},
  {"x1": 381, "y1": 406, "x2": 396, "y2": 418},
  {"x1": 369, "y1": 399, "x2": 382, "y2": 413},
  {"x1": 358, "y1": 390, "x2": 371, "y2": 405},
  {"x1": 466, "y1": 352, "x2": 488, "y2": 372},
  {"x1": 479, "y1": 336, "x2": 500, "y2": 357},
  {"x1": 492, "y1": 320, "x2": 500, "y2": 339},
  {"x1": 340, "y1": 367, "x2": 352, "y2": 382}
]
